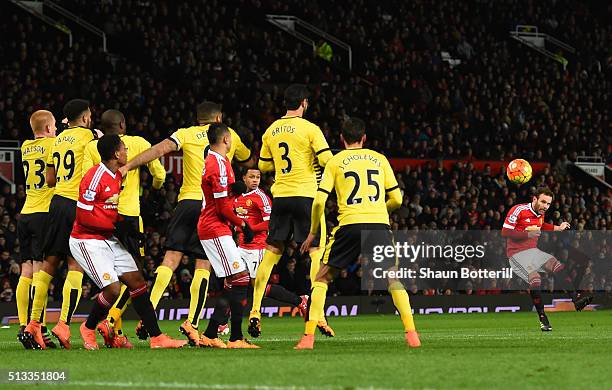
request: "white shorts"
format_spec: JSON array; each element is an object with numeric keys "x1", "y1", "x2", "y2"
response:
[
  {"x1": 199, "y1": 235, "x2": 247, "y2": 278},
  {"x1": 509, "y1": 248, "x2": 554, "y2": 282},
  {"x1": 69, "y1": 236, "x2": 139, "y2": 289},
  {"x1": 240, "y1": 248, "x2": 264, "y2": 279}
]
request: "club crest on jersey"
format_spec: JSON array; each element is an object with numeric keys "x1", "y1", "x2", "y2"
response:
[
  {"x1": 232, "y1": 261, "x2": 240, "y2": 269},
  {"x1": 103, "y1": 273, "x2": 111, "y2": 281},
  {"x1": 246, "y1": 199, "x2": 253, "y2": 207},
  {"x1": 83, "y1": 190, "x2": 96, "y2": 202}
]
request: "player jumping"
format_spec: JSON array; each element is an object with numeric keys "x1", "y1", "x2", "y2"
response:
[
  {"x1": 249, "y1": 84, "x2": 334, "y2": 338},
  {"x1": 297, "y1": 117, "x2": 421, "y2": 349},
  {"x1": 118, "y1": 101, "x2": 252, "y2": 346},
  {"x1": 17, "y1": 110, "x2": 57, "y2": 349},
  {"x1": 502, "y1": 187, "x2": 593, "y2": 331}
]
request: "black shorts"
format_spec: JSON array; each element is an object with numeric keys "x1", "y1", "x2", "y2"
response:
[
  {"x1": 42, "y1": 195, "x2": 76, "y2": 257},
  {"x1": 323, "y1": 223, "x2": 394, "y2": 270},
  {"x1": 165, "y1": 199, "x2": 207, "y2": 259},
  {"x1": 116, "y1": 215, "x2": 144, "y2": 259},
  {"x1": 17, "y1": 212, "x2": 48, "y2": 262},
  {"x1": 267, "y1": 196, "x2": 321, "y2": 245}
]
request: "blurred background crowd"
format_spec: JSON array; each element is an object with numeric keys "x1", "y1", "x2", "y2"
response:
[{"x1": 0, "y1": 0, "x2": 610, "y2": 302}]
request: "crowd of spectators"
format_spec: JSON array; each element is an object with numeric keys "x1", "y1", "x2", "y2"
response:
[{"x1": 0, "y1": 0, "x2": 610, "y2": 302}]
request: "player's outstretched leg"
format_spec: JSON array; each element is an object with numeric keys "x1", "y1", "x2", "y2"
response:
[
  {"x1": 546, "y1": 259, "x2": 593, "y2": 311},
  {"x1": 52, "y1": 260, "x2": 84, "y2": 350},
  {"x1": 249, "y1": 245, "x2": 283, "y2": 338},
  {"x1": 388, "y1": 281, "x2": 421, "y2": 348},
  {"x1": 264, "y1": 284, "x2": 308, "y2": 315}
]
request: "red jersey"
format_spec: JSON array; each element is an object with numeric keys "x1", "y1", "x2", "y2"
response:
[
  {"x1": 234, "y1": 188, "x2": 272, "y2": 249},
  {"x1": 197, "y1": 150, "x2": 236, "y2": 240},
  {"x1": 502, "y1": 202, "x2": 553, "y2": 257},
  {"x1": 71, "y1": 163, "x2": 122, "y2": 240}
]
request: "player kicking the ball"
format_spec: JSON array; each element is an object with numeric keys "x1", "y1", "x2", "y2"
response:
[
  {"x1": 296, "y1": 118, "x2": 421, "y2": 350},
  {"x1": 196, "y1": 123, "x2": 258, "y2": 349},
  {"x1": 502, "y1": 187, "x2": 593, "y2": 332},
  {"x1": 68, "y1": 135, "x2": 185, "y2": 350}
]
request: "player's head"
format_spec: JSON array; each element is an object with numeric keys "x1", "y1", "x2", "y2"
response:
[
  {"x1": 63, "y1": 99, "x2": 92, "y2": 128},
  {"x1": 284, "y1": 84, "x2": 310, "y2": 114},
  {"x1": 341, "y1": 117, "x2": 366, "y2": 147},
  {"x1": 29, "y1": 110, "x2": 57, "y2": 138},
  {"x1": 532, "y1": 187, "x2": 554, "y2": 215},
  {"x1": 197, "y1": 101, "x2": 223, "y2": 124},
  {"x1": 207, "y1": 122, "x2": 231, "y2": 154},
  {"x1": 97, "y1": 134, "x2": 127, "y2": 167},
  {"x1": 243, "y1": 168, "x2": 261, "y2": 190},
  {"x1": 100, "y1": 109, "x2": 126, "y2": 135}
]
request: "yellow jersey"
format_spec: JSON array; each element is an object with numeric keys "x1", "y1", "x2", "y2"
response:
[
  {"x1": 46, "y1": 126, "x2": 98, "y2": 201},
  {"x1": 83, "y1": 134, "x2": 166, "y2": 216},
  {"x1": 259, "y1": 116, "x2": 332, "y2": 198},
  {"x1": 318, "y1": 148, "x2": 399, "y2": 226},
  {"x1": 20, "y1": 137, "x2": 56, "y2": 214},
  {"x1": 169, "y1": 125, "x2": 251, "y2": 201}
]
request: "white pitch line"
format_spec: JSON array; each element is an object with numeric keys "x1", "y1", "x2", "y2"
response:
[{"x1": 54, "y1": 380, "x2": 420, "y2": 390}]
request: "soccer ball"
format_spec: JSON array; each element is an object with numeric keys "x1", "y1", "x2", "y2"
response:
[{"x1": 506, "y1": 159, "x2": 532, "y2": 184}]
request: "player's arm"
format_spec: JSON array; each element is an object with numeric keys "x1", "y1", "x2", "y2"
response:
[
  {"x1": 45, "y1": 148, "x2": 56, "y2": 187},
  {"x1": 141, "y1": 139, "x2": 167, "y2": 190},
  {"x1": 250, "y1": 194, "x2": 272, "y2": 232},
  {"x1": 82, "y1": 142, "x2": 97, "y2": 177},
  {"x1": 122, "y1": 129, "x2": 183, "y2": 175},
  {"x1": 382, "y1": 157, "x2": 402, "y2": 212},
  {"x1": 311, "y1": 126, "x2": 333, "y2": 167},
  {"x1": 231, "y1": 131, "x2": 255, "y2": 168},
  {"x1": 543, "y1": 221, "x2": 570, "y2": 231},
  {"x1": 257, "y1": 133, "x2": 274, "y2": 172}
]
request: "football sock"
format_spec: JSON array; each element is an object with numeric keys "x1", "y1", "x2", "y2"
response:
[
  {"x1": 551, "y1": 262, "x2": 575, "y2": 292},
  {"x1": 86, "y1": 292, "x2": 113, "y2": 330},
  {"x1": 188, "y1": 268, "x2": 210, "y2": 328},
  {"x1": 251, "y1": 250, "x2": 281, "y2": 314},
  {"x1": 309, "y1": 247, "x2": 325, "y2": 322},
  {"x1": 16, "y1": 276, "x2": 32, "y2": 326},
  {"x1": 203, "y1": 294, "x2": 231, "y2": 339},
  {"x1": 389, "y1": 281, "x2": 416, "y2": 332},
  {"x1": 229, "y1": 282, "x2": 249, "y2": 342},
  {"x1": 30, "y1": 270, "x2": 52, "y2": 323},
  {"x1": 130, "y1": 284, "x2": 162, "y2": 337},
  {"x1": 108, "y1": 284, "x2": 130, "y2": 335},
  {"x1": 265, "y1": 284, "x2": 301, "y2": 306},
  {"x1": 530, "y1": 290, "x2": 546, "y2": 319},
  {"x1": 60, "y1": 271, "x2": 83, "y2": 324},
  {"x1": 305, "y1": 281, "x2": 328, "y2": 335},
  {"x1": 150, "y1": 265, "x2": 173, "y2": 309}
]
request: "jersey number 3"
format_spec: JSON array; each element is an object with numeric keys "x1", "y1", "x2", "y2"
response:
[
  {"x1": 278, "y1": 142, "x2": 292, "y2": 174},
  {"x1": 344, "y1": 169, "x2": 380, "y2": 205},
  {"x1": 22, "y1": 159, "x2": 46, "y2": 190}
]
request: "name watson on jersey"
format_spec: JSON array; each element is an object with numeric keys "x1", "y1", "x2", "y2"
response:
[{"x1": 373, "y1": 267, "x2": 514, "y2": 280}]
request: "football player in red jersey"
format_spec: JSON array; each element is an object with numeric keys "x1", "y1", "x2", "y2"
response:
[
  {"x1": 195, "y1": 123, "x2": 258, "y2": 349},
  {"x1": 67, "y1": 135, "x2": 186, "y2": 350},
  {"x1": 215, "y1": 169, "x2": 308, "y2": 336},
  {"x1": 502, "y1": 187, "x2": 593, "y2": 331}
]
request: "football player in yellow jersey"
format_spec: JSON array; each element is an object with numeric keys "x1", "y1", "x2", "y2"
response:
[
  {"x1": 249, "y1": 84, "x2": 335, "y2": 338},
  {"x1": 295, "y1": 117, "x2": 421, "y2": 349},
  {"x1": 16, "y1": 110, "x2": 57, "y2": 349},
  {"x1": 118, "y1": 101, "x2": 252, "y2": 346},
  {"x1": 24, "y1": 99, "x2": 101, "y2": 350},
  {"x1": 82, "y1": 109, "x2": 166, "y2": 348}
]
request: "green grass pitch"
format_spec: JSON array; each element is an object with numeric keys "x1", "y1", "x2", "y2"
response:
[{"x1": 0, "y1": 311, "x2": 610, "y2": 389}]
